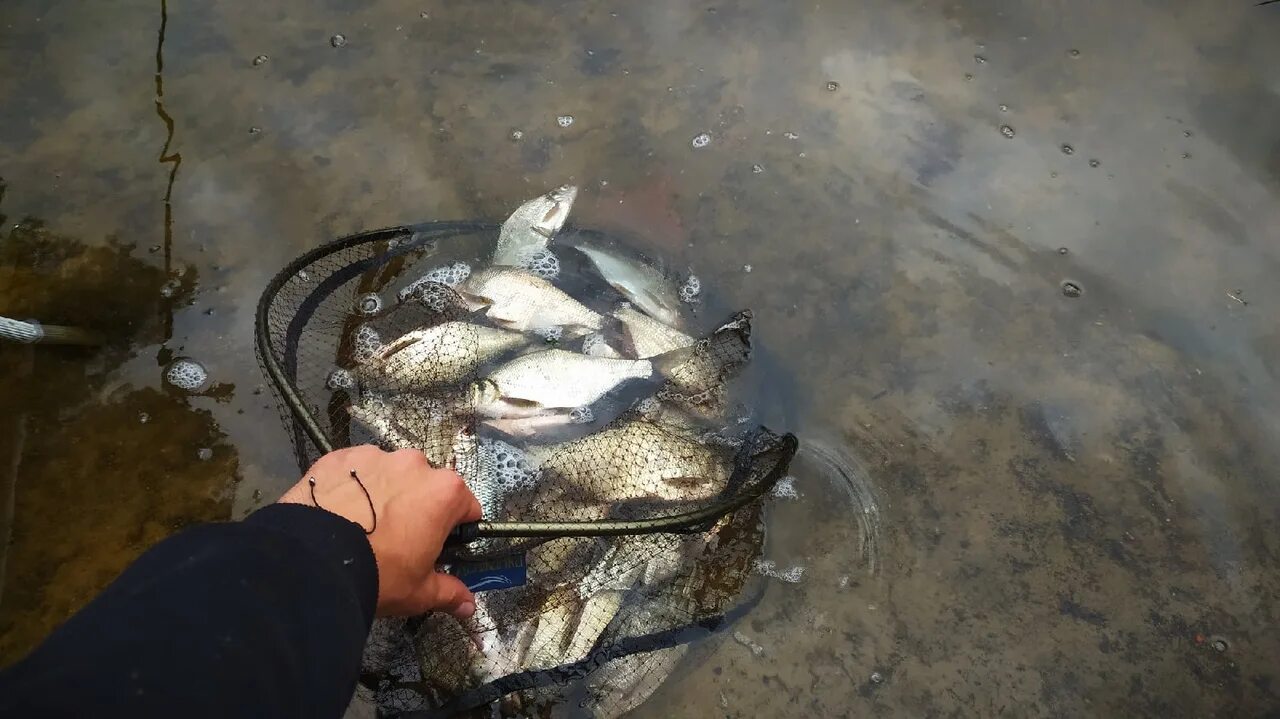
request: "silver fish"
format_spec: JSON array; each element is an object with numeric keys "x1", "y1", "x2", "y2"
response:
[
  {"x1": 472, "y1": 349, "x2": 652, "y2": 417},
  {"x1": 580, "y1": 609, "x2": 689, "y2": 718},
  {"x1": 347, "y1": 394, "x2": 469, "y2": 468},
  {"x1": 656, "y1": 310, "x2": 752, "y2": 411},
  {"x1": 582, "y1": 331, "x2": 626, "y2": 359},
  {"x1": 459, "y1": 267, "x2": 603, "y2": 337},
  {"x1": 616, "y1": 304, "x2": 694, "y2": 358},
  {"x1": 451, "y1": 433, "x2": 542, "y2": 522},
  {"x1": 525, "y1": 418, "x2": 731, "y2": 502},
  {"x1": 358, "y1": 321, "x2": 527, "y2": 391},
  {"x1": 576, "y1": 244, "x2": 683, "y2": 326},
  {"x1": 493, "y1": 185, "x2": 578, "y2": 266}
]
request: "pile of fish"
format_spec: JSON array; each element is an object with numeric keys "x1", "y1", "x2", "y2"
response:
[{"x1": 339, "y1": 186, "x2": 765, "y2": 716}]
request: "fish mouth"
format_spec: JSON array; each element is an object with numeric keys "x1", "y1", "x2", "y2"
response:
[{"x1": 532, "y1": 185, "x2": 578, "y2": 237}]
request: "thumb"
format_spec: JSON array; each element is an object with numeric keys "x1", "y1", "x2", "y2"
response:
[{"x1": 420, "y1": 572, "x2": 476, "y2": 620}]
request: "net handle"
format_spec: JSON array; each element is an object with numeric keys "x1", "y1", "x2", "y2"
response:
[{"x1": 441, "y1": 432, "x2": 798, "y2": 557}]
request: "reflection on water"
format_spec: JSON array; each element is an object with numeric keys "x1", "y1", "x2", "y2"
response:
[
  {"x1": 3, "y1": 0, "x2": 1280, "y2": 715},
  {"x1": 0, "y1": 216, "x2": 236, "y2": 661}
]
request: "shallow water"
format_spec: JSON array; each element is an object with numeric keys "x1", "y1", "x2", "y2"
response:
[{"x1": 3, "y1": 0, "x2": 1280, "y2": 715}]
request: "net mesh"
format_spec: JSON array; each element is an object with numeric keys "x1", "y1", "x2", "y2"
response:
[{"x1": 255, "y1": 222, "x2": 795, "y2": 717}]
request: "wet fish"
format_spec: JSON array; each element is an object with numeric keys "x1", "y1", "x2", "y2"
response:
[
  {"x1": 459, "y1": 267, "x2": 603, "y2": 337},
  {"x1": 656, "y1": 310, "x2": 752, "y2": 411},
  {"x1": 580, "y1": 611, "x2": 689, "y2": 718},
  {"x1": 451, "y1": 433, "x2": 542, "y2": 522},
  {"x1": 347, "y1": 394, "x2": 469, "y2": 468},
  {"x1": 493, "y1": 185, "x2": 578, "y2": 266},
  {"x1": 616, "y1": 304, "x2": 694, "y2": 358},
  {"x1": 358, "y1": 321, "x2": 527, "y2": 391},
  {"x1": 471, "y1": 349, "x2": 652, "y2": 418},
  {"x1": 525, "y1": 418, "x2": 731, "y2": 502},
  {"x1": 522, "y1": 587, "x2": 627, "y2": 672},
  {"x1": 582, "y1": 331, "x2": 626, "y2": 359},
  {"x1": 576, "y1": 244, "x2": 683, "y2": 326}
]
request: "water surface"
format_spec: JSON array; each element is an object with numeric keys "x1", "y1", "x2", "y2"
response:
[{"x1": 2, "y1": 0, "x2": 1279, "y2": 715}]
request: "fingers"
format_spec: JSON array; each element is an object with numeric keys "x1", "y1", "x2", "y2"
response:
[{"x1": 418, "y1": 573, "x2": 476, "y2": 620}]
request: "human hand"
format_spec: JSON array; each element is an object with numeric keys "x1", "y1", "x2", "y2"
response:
[{"x1": 277, "y1": 445, "x2": 483, "y2": 619}]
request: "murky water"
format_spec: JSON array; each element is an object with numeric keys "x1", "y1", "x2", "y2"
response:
[{"x1": 3, "y1": 0, "x2": 1280, "y2": 715}]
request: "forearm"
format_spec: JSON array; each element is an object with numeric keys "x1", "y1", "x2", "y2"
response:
[{"x1": 0, "y1": 504, "x2": 377, "y2": 718}]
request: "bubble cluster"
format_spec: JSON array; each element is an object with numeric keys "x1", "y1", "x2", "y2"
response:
[
  {"x1": 783, "y1": 131, "x2": 799, "y2": 140},
  {"x1": 570, "y1": 406, "x2": 595, "y2": 424},
  {"x1": 327, "y1": 368, "x2": 357, "y2": 390},
  {"x1": 770, "y1": 476, "x2": 799, "y2": 499},
  {"x1": 753, "y1": 559, "x2": 805, "y2": 583},
  {"x1": 481, "y1": 439, "x2": 540, "y2": 491},
  {"x1": 159, "y1": 279, "x2": 180, "y2": 299},
  {"x1": 732, "y1": 631, "x2": 765, "y2": 657},
  {"x1": 537, "y1": 326, "x2": 564, "y2": 342},
  {"x1": 399, "y1": 262, "x2": 472, "y2": 301},
  {"x1": 691, "y1": 132, "x2": 712, "y2": 149},
  {"x1": 330, "y1": 34, "x2": 347, "y2": 48},
  {"x1": 352, "y1": 324, "x2": 383, "y2": 362},
  {"x1": 556, "y1": 115, "x2": 575, "y2": 128},
  {"x1": 356, "y1": 293, "x2": 383, "y2": 315},
  {"x1": 679, "y1": 275, "x2": 702, "y2": 303},
  {"x1": 1000, "y1": 125, "x2": 1016, "y2": 138},
  {"x1": 517, "y1": 248, "x2": 560, "y2": 280},
  {"x1": 582, "y1": 333, "x2": 620, "y2": 358},
  {"x1": 196, "y1": 448, "x2": 214, "y2": 461},
  {"x1": 165, "y1": 359, "x2": 210, "y2": 392}
]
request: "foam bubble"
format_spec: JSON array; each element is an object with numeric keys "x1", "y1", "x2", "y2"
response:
[
  {"x1": 326, "y1": 368, "x2": 356, "y2": 390},
  {"x1": 196, "y1": 447, "x2": 213, "y2": 461},
  {"x1": 397, "y1": 262, "x2": 472, "y2": 301},
  {"x1": 753, "y1": 559, "x2": 805, "y2": 583},
  {"x1": 165, "y1": 359, "x2": 210, "y2": 392},
  {"x1": 570, "y1": 406, "x2": 595, "y2": 424},
  {"x1": 691, "y1": 131, "x2": 712, "y2": 149},
  {"x1": 537, "y1": 326, "x2": 563, "y2": 342},
  {"x1": 679, "y1": 275, "x2": 701, "y2": 303},
  {"x1": 636, "y1": 397, "x2": 661, "y2": 415},
  {"x1": 770, "y1": 476, "x2": 799, "y2": 499},
  {"x1": 556, "y1": 114, "x2": 575, "y2": 128},
  {"x1": 352, "y1": 325, "x2": 383, "y2": 363},
  {"x1": 732, "y1": 631, "x2": 765, "y2": 656},
  {"x1": 480, "y1": 438, "x2": 540, "y2": 492},
  {"x1": 582, "y1": 333, "x2": 620, "y2": 359},
  {"x1": 517, "y1": 249, "x2": 560, "y2": 280},
  {"x1": 356, "y1": 293, "x2": 383, "y2": 315}
]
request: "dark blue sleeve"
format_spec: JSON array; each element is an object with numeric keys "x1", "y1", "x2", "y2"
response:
[{"x1": 0, "y1": 503, "x2": 378, "y2": 719}]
